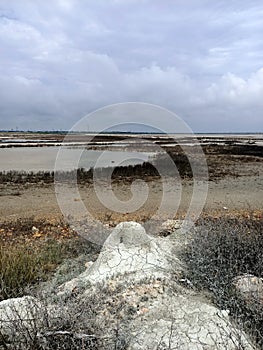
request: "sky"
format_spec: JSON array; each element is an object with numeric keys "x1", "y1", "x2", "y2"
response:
[{"x1": 0, "y1": 0, "x2": 263, "y2": 132}]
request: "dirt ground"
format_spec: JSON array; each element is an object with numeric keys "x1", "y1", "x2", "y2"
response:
[{"x1": 0, "y1": 162, "x2": 262, "y2": 223}]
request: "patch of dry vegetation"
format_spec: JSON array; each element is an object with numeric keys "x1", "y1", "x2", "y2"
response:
[
  {"x1": 182, "y1": 216, "x2": 263, "y2": 347},
  {"x1": 0, "y1": 218, "x2": 99, "y2": 300}
]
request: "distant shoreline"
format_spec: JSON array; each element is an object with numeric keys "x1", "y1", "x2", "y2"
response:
[{"x1": 0, "y1": 130, "x2": 263, "y2": 135}]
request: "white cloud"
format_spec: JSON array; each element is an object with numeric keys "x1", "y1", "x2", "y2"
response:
[{"x1": 207, "y1": 68, "x2": 263, "y2": 107}]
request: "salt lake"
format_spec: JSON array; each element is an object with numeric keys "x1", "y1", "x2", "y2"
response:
[{"x1": 0, "y1": 147, "x2": 152, "y2": 172}]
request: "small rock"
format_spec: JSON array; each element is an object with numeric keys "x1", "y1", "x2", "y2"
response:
[
  {"x1": 221, "y1": 309, "x2": 230, "y2": 318},
  {"x1": 84, "y1": 261, "x2": 93, "y2": 269},
  {"x1": 233, "y1": 274, "x2": 263, "y2": 305},
  {"x1": 32, "y1": 226, "x2": 39, "y2": 233},
  {"x1": 161, "y1": 219, "x2": 183, "y2": 232}
]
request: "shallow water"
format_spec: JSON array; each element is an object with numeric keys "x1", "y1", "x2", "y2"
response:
[{"x1": 0, "y1": 147, "x2": 152, "y2": 172}]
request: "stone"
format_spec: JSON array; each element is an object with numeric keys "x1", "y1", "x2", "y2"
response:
[
  {"x1": 0, "y1": 296, "x2": 43, "y2": 340},
  {"x1": 233, "y1": 274, "x2": 263, "y2": 305},
  {"x1": 161, "y1": 219, "x2": 184, "y2": 231},
  {"x1": 32, "y1": 226, "x2": 39, "y2": 233}
]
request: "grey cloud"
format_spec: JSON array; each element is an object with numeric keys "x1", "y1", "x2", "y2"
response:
[{"x1": 0, "y1": 0, "x2": 263, "y2": 131}]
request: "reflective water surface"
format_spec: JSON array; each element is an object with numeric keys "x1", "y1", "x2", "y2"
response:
[{"x1": 0, "y1": 147, "x2": 152, "y2": 172}]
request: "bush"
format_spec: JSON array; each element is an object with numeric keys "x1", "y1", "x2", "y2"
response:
[
  {"x1": 0, "y1": 218, "x2": 100, "y2": 300},
  {"x1": 0, "y1": 239, "x2": 75, "y2": 300},
  {"x1": 0, "y1": 283, "x2": 131, "y2": 350},
  {"x1": 181, "y1": 217, "x2": 263, "y2": 346}
]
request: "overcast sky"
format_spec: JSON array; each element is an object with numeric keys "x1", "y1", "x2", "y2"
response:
[{"x1": 0, "y1": 0, "x2": 263, "y2": 132}]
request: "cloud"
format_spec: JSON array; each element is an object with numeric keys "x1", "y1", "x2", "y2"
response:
[
  {"x1": 207, "y1": 69, "x2": 263, "y2": 106},
  {"x1": 0, "y1": 1, "x2": 263, "y2": 131}
]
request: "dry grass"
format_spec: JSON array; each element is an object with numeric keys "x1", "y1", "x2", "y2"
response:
[
  {"x1": 181, "y1": 216, "x2": 263, "y2": 347},
  {"x1": 0, "y1": 218, "x2": 99, "y2": 300}
]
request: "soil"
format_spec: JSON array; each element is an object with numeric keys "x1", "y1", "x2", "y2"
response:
[{"x1": 0, "y1": 168, "x2": 262, "y2": 223}]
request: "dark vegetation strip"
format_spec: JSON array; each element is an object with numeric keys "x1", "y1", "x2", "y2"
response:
[
  {"x1": 0, "y1": 153, "x2": 194, "y2": 184},
  {"x1": 203, "y1": 144, "x2": 263, "y2": 157},
  {"x1": 0, "y1": 163, "x2": 158, "y2": 184}
]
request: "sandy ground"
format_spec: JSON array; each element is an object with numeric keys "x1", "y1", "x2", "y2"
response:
[{"x1": 0, "y1": 168, "x2": 262, "y2": 223}]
